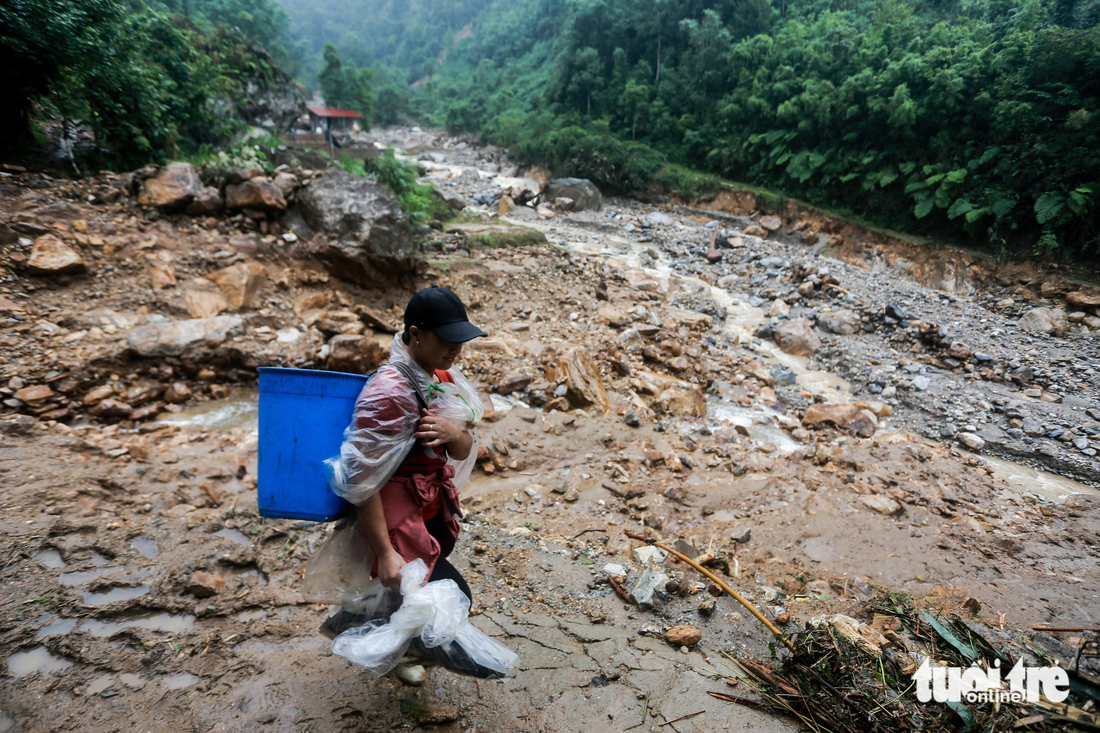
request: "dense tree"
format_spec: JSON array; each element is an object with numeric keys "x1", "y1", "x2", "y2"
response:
[{"x1": 319, "y1": 42, "x2": 374, "y2": 122}]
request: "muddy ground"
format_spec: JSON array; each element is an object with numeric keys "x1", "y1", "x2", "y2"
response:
[{"x1": 1, "y1": 129, "x2": 1098, "y2": 733}]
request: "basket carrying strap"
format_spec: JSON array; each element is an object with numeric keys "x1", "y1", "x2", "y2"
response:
[{"x1": 387, "y1": 362, "x2": 430, "y2": 413}]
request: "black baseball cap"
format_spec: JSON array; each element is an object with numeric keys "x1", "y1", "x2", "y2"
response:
[{"x1": 404, "y1": 286, "x2": 487, "y2": 344}]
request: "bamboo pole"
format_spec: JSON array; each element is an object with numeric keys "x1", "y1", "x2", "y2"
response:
[{"x1": 625, "y1": 531, "x2": 797, "y2": 653}]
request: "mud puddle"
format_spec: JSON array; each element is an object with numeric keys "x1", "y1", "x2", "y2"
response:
[
  {"x1": 32, "y1": 548, "x2": 64, "y2": 569},
  {"x1": 80, "y1": 613, "x2": 195, "y2": 637},
  {"x1": 82, "y1": 586, "x2": 150, "y2": 606},
  {"x1": 6, "y1": 647, "x2": 73, "y2": 679}
]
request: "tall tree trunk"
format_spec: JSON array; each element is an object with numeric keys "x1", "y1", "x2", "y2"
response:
[{"x1": 655, "y1": 34, "x2": 661, "y2": 86}]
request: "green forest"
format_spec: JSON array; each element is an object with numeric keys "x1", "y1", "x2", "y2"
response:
[{"x1": 3, "y1": 0, "x2": 1099, "y2": 260}]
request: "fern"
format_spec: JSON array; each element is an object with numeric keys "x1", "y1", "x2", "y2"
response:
[
  {"x1": 1034, "y1": 193, "x2": 1065, "y2": 224},
  {"x1": 914, "y1": 194, "x2": 934, "y2": 219},
  {"x1": 991, "y1": 197, "x2": 1017, "y2": 219}
]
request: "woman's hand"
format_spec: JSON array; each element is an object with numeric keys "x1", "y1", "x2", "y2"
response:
[
  {"x1": 377, "y1": 549, "x2": 405, "y2": 588},
  {"x1": 415, "y1": 409, "x2": 465, "y2": 449}
]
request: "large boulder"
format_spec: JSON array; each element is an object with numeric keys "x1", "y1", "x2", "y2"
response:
[
  {"x1": 298, "y1": 169, "x2": 415, "y2": 286},
  {"x1": 185, "y1": 187, "x2": 223, "y2": 217},
  {"x1": 818, "y1": 309, "x2": 862, "y2": 335},
  {"x1": 327, "y1": 334, "x2": 388, "y2": 374},
  {"x1": 773, "y1": 318, "x2": 822, "y2": 356},
  {"x1": 208, "y1": 262, "x2": 266, "y2": 310},
  {"x1": 544, "y1": 348, "x2": 611, "y2": 412},
  {"x1": 1018, "y1": 307, "x2": 1067, "y2": 335},
  {"x1": 126, "y1": 316, "x2": 244, "y2": 357},
  {"x1": 138, "y1": 162, "x2": 203, "y2": 211},
  {"x1": 225, "y1": 179, "x2": 287, "y2": 212},
  {"x1": 26, "y1": 234, "x2": 86, "y2": 275},
  {"x1": 802, "y1": 403, "x2": 877, "y2": 438},
  {"x1": 544, "y1": 178, "x2": 602, "y2": 211}
]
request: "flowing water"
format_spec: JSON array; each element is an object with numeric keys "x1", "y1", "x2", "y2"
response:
[
  {"x1": 159, "y1": 391, "x2": 259, "y2": 431},
  {"x1": 980, "y1": 454, "x2": 1100, "y2": 504}
]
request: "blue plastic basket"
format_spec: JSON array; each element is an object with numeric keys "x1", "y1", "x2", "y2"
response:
[{"x1": 257, "y1": 367, "x2": 370, "y2": 521}]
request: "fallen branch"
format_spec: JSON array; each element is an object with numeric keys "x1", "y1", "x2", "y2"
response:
[
  {"x1": 607, "y1": 575, "x2": 631, "y2": 603},
  {"x1": 572, "y1": 528, "x2": 608, "y2": 540},
  {"x1": 658, "y1": 709, "x2": 705, "y2": 727},
  {"x1": 626, "y1": 531, "x2": 795, "y2": 652}
]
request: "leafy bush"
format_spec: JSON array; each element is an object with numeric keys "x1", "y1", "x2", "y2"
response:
[{"x1": 341, "y1": 149, "x2": 450, "y2": 224}]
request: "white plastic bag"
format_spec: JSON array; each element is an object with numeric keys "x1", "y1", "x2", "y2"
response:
[
  {"x1": 331, "y1": 559, "x2": 517, "y2": 677},
  {"x1": 323, "y1": 334, "x2": 484, "y2": 506}
]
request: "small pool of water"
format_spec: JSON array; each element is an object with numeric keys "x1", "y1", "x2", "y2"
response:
[
  {"x1": 82, "y1": 586, "x2": 150, "y2": 606},
  {"x1": 0, "y1": 710, "x2": 13, "y2": 733},
  {"x1": 90, "y1": 553, "x2": 110, "y2": 567},
  {"x1": 7, "y1": 647, "x2": 72, "y2": 679},
  {"x1": 159, "y1": 391, "x2": 259, "y2": 431},
  {"x1": 130, "y1": 537, "x2": 159, "y2": 559},
  {"x1": 213, "y1": 528, "x2": 250, "y2": 547},
  {"x1": 36, "y1": 618, "x2": 77, "y2": 638},
  {"x1": 80, "y1": 613, "x2": 195, "y2": 638},
  {"x1": 87, "y1": 674, "x2": 115, "y2": 695},
  {"x1": 162, "y1": 673, "x2": 200, "y2": 690},
  {"x1": 32, "y1": 548, "x2": 65, "y2": 569}
]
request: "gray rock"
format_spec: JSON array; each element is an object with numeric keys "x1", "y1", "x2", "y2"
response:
[
  {"x1": 731, "y1": 527, "x2": 752, "y2": 544},
  {"x1": 861, "y1": 495, "x2": 902, "y2": 515},
  {"x1": 631, "y1": 568, "x2": 670, "y2": 609},
  {"x1": 818, "y1": 309, "x2": 862, "y2": 335},
  {"x1": 126, "y1": 316, "x2": 245, "y2": 357},
  {"x1": 645, "y1": 212, "x2": 675, "y2": 227},
  {"x1": 297, "y1": 169, "x2": 414, "y2": 286},
  {"x1": 912, "y1": 375, "x2": 931, "y2": 391},
  {"x1": 632, "y1": 546, "x2": 668, "y2": 565},
  {"x1": 0, "y1": 414, "x2": 36, "y2": 435},
  {"x1": 544, "y1": 178, "x2": 603, "y2": 211},
  {"x1": 1018, "y1": 307, "x2": 1067, "y2": 336},
  {"x1": 958, "y1": 433, "x2": 985, "y2": 451},
  {"x1": 602, "y1": 563, "x2": 627, "y2": 577}
]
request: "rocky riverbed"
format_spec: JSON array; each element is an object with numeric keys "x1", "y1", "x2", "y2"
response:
[{"x1": 0, "y1": 130, "x2": 1098, "y2": 733}]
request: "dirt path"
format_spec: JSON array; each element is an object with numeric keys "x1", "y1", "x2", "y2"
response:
[{"x1": 1, "y1": 129, "x2": 1098, "y2": 732}]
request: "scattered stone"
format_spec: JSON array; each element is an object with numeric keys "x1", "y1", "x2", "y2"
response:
[
  {"x1": 802, "y1": 403, "x2": 877, "y2": 438},
  {"x1": 207, "y1": 262, "x2": 267, "y2": 310},
  {"x1": 225, "y1": 179, "x2": 287, "y2": 212},
  {"x1": 185, "y1": 571, "x2": 226, "y2": 598},
  {"x1": 1018, "y1": 307, "x2": 1066, "y2": 336},
  {"x1": 545, "y1": 348, "x2": 611, "y2": 412},
  {"x1": 82, "y1": 385, "x2": 115, "y2": 406},
  {"x1": 884, "y1": 304, "x2": 908, "y2": 321},
  {"x1": 0, "y1": 414, "x2": 36, "y2": 435},
  {"x1": 150, "y1": 264, "x2": 177, "y2": 290},
  {"x1": 912, "y1": 375, "x2": 931, "y2": 391},
  {"x1": 665, "y1": 625, "x2": 702, "y2": 647},
  {"x1": 698, "y1": 597, "x2": 717, "y2": 616},
  {"x1": 624, "y1": 410, "x2": 641, "y2": 428},
  {"x1": 853, "y1": 400, "x2": 893, "y2": 418},
  {"x1": 327, "y1": 334, "x2": 387, "y2": 374},
  {"x1": 126, "y1": 316, "x2": 245, "y2": 358},
  {"x1": 138, "y1": 162, "x2": 203, "y2": 211},
  {"x1": 163, "y1": 383, "x2": 193, "y2": 404},
  {"x1": 818, "y1": 309, "x2": 861, "y2": 335},
  {"x1": 861, "y1": 495, "x2": 903, "y2": 516},
  {"x1": 631, "y1": 568, "x2": 670, "y2": 608},
  {"x1": 759, "y1": 215, "x2": 782, "y2": 233},
  {"x1": 1065, "y1": 291, "x2": 1100, "y2": 309},
  {"x1": 645, "y1": 212, "x2": 674, "y2": 227},
  {"x1": 602, "y1": 563, "x2": 627, "y2": 577},
  {"x1": 958, "y1": 433, "x2": 985, "y2": 451},
  {"x1": 773, "y1": 318, "x2": 822, "y2": 356},
  {"x1": 632, "y1": 546, "x2": 668, "y2": 565},
  {"x1": 497, "y1": 372, "x2": 532, "y2": 395},
  {"x1": 185, "y1": 187, "x2": 223, "y2": 217},
  {"x1": 89, "y1": 399, "x2": 133, "y2": 420},
  {"x1": 26, "y1": 235, "x2": 87, "y2": 275},
  {"x1": 544, "y1": 178, "x2": 602, "y2": 211},
  {"x1": 15, "y1": 385, "x2": 53, "y2": 405},
  {"x1": 731, "y1": 527, "x2": 752, "y2": 544},
  {"x1": 742, "y1": 224, "x2": 767, "y2": 238}
]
